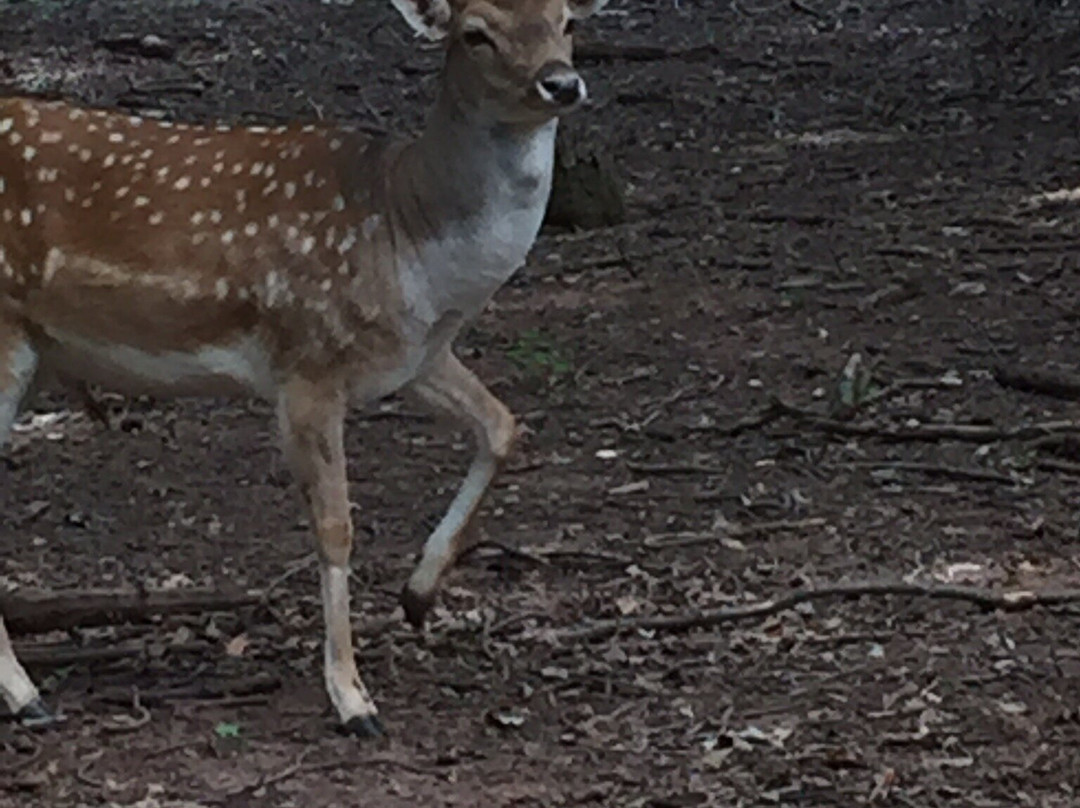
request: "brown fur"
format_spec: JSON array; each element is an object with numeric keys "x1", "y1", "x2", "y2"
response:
[{"x1": 0, "y1": 0, "x2": 609, "y2": 732}]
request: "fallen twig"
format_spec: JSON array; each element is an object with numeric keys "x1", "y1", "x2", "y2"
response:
[
  {"x1": 774, "y1": 400, "x2": 1080, "y2": 444},
  {"x1": 214, "y1": 751, "x2": 433, "y2": 804},
  {"x1": 0, "y1": 736, "x2": 42, "y2": 775},
  {"x1": 626, "y1": 461, "x2": 730, "y2": 476},
  {"x1": 466, "y1": 541, "x2": 631, "y2": 568},
  {"x1": 994, "y1": 364, "x2": 1080, "y2": 401},
  {"x1": 217, "y1": 748, "x2": 316, "y2": 802},
  {"x1": 2, "y1": 586, "x2": 259, "y2": 636},
  {"x1": 643, "y1": 517, "x2": 828, "y2": 549},
  {"x1": 465, "y1": 540, "x2": 549, "y2": 566},
  {"x1": 555, "y1": 580, "x2": 1080, "y2": 643},
  {"x1": 832, "y1": 461, "x2": 1018, "y2": 485},
  {"x1": 675, "y1": 401, "x2": 785, "y2": 438},
  {"x1": 263, "y1": 555, "x2": 319, "y2": 599},
  {"x1": 93, "y1": 674, "x2": 280, "y2": 707},
  {"x1": 17, "y1": 639, "x2": 211, "y2": 668},
  {"x1": 100, "y1": 689, "x2": 151, "y2": 734},
  {"x1": 1037, "y1": 458, "x2": 1080, "y2": 476}
]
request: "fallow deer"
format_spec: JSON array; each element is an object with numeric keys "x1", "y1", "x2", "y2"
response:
[{"x1": 0, "y1": 0, "x2": 611, "y2": 736}]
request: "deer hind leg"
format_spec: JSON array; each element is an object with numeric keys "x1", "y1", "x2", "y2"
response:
[
  {"x1": 0, "y1": 323, "x2": 53, "y2": 725},
  {"x1": 277, "y1": 377, "x2": 384, "y2": 738},
  {"x1": 401, "y1": 349, "x2": 517, "y2": 627}
]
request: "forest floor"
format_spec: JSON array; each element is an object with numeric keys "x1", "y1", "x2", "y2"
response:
[{"x1": 2, "y1": 0, "x2": 1080, "y2": 805}]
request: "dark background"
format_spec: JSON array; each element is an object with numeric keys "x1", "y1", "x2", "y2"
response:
[{"x1": 1, "y1": 0, "x2": 1079, "y2": 805}]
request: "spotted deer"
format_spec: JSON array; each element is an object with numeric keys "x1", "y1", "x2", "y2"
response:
[{"x1": 0, "y1": 0, "x2": 610, "y2": 736}]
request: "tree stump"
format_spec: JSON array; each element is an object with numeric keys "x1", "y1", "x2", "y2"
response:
[{"x1": 544, "y1": 124, "x2": 626, "y2": 231}]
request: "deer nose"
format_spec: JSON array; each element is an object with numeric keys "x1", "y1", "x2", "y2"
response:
[{"x1": 536, "y1": 62, "x2": 586, "y2": 108}]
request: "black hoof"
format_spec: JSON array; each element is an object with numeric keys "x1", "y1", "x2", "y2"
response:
[
  {"x1": 400, "y1": 584, "x2": 434, "y2": 630},
  {"x1": 342, "y1": 714, "x2": 386, "y2": 739},
  {"x1": 17, "y1": 698, "x2": 60, "y2": 729}
]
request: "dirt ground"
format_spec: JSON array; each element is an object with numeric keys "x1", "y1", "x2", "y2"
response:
[{"x1": 2, "y1": 0, "x2": 1080, "y2": 805}]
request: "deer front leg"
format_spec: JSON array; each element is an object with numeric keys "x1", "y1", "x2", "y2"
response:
[
  {"x1": 401, "y1": 349, "x2": 517, "y2": 627},
  {"x1": 0, "y1": 617, "x2": 51, "y2": 726},
  {"x1": 277, "y1": 378, "x2": 384, "y2": 738},
  {"x1": 0, "y1": 325, "x2": 55, "y2": 726}
]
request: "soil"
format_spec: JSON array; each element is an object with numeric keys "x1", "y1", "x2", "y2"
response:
[{"x1": 2, "y1": 0, "x2": 1080, "y2": 805}]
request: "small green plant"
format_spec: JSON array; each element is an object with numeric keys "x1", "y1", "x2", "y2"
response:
[
  {"x1": 506, "y1": 329, "x2": 573, "y2": 381},
  {"x1": 214, "y1": 721, "x2": 242, "y2": 739}
]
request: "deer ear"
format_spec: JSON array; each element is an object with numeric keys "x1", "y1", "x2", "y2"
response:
[
  {"x1": 568, "y1": 0, "x2": 610, "y2": 19},
  {"x1": 390, "y1": 0, "x2": 453, "y2": 41}
]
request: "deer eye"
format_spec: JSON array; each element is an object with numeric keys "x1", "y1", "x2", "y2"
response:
[{"x1": 462, "y1": 26, "x2": 496, "y2": 50}]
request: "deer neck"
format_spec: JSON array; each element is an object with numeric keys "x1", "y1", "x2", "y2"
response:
[{"x1": 389, "y1": 85, "x2": 558, "y2": 328}]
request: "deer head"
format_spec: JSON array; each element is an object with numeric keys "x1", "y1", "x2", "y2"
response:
[{"x1": 392, "y1": 0, "x2": 611, "y2": 124}]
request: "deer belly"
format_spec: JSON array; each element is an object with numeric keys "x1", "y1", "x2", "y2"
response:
[{"x1": 36, "y1": 330, "x2": 274, "y2": 398}]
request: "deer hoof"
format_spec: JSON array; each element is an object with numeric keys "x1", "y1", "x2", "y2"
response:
[
  {"x1": 343, "y1": 714, "x2": 386, "y2": 739},
  {"x1": 17, "y1": 698, "x2": 60, "y2": 729},
  {"x1": 400, "y1": 584, "x2": 435, "y2": 629}
]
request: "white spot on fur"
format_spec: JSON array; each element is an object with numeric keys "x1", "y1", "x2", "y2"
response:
[
  {"x1": 41, "y1": 247, "x2": 65, "y2": 285},
  {"x1": 338, "y1": 229, "x2": 357, "y2": 253}
]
